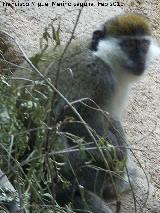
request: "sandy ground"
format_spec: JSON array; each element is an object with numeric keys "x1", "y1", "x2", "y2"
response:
[{"x1": 0, "y1": 0, "x2": 160, "y2": 212}]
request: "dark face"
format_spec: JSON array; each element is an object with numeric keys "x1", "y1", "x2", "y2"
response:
[{"x1": 119, "y1": 37, "x2": 150, "y2": 75}]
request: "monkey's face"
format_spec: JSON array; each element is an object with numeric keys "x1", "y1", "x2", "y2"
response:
[
  {"x1": 92, "y1": 13, "x2": 160, "y2": 77},
  {"x1": 93, "y1": 33, "x2": 160, "y2": 77},
  {"x1": 119, "y1": 36, "x2": 150, "y2": 75}
]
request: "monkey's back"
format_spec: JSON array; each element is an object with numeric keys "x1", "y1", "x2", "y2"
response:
[{"x1": 36, "y1": 38, "x2": 116, "y2": 109}]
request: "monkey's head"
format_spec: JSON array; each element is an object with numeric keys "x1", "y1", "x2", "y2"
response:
[{"x1": 92, "y1": 13, "x2": 160, "y2": 76}]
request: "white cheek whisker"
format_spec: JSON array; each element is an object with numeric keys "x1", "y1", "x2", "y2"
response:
[
  {"x1": 147, "y1": 39, "x2": 160, "y2": 65},
  {"x1": 92, "y1": 38, "x2": 125, "y2": 68}
]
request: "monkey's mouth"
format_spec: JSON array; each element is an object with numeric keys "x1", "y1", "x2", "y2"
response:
[{"x1": 123, "y1": 62, "x2": 146, "y2": 76}]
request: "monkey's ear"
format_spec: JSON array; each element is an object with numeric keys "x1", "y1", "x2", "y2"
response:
[
  {"x1": 91, "y1": 28, "x2": 106, "y2": 51},
  {"x1": 92, "y1": 30, "x2": 105, "y2": 40}
]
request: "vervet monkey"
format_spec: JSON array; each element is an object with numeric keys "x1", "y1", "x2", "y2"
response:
[{"x1": 0, "y1": 13, "x2": 160, "y2": 213}]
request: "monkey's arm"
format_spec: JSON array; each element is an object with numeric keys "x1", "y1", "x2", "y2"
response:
[{"x1": 56, "y1": 102, "x2": 127, "y2": 195}]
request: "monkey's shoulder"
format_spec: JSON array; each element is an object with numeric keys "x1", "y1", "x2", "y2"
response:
[
  {"x1": 41, "y1": 38, "x2": 115, "y2": 92},
  {"x1": 38, "y1": 38, "x2": 116, "y2": 104},
  {"x1": 13, "y1": 37, "x2": 116, "y2": 104}
]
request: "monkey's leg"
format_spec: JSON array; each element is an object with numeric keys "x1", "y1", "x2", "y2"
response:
[
  {"x1": 103, "y1": 120, "x2": 137, "y2": 199},
  {"x1": 102, "y1": 120, "x2": 130, "y2": 199}
]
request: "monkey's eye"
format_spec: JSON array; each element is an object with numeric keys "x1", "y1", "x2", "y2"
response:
[
  {"x1": 120, "y1": 40, "x2": 135, "y2": 52},
  {"x1": 141, "y1": 39, "x2": 150, "y2": 50}
]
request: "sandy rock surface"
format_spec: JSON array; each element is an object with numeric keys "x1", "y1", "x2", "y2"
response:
[{"x1": 0, "y1": 0, "x2": 160, "y2": 212}]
